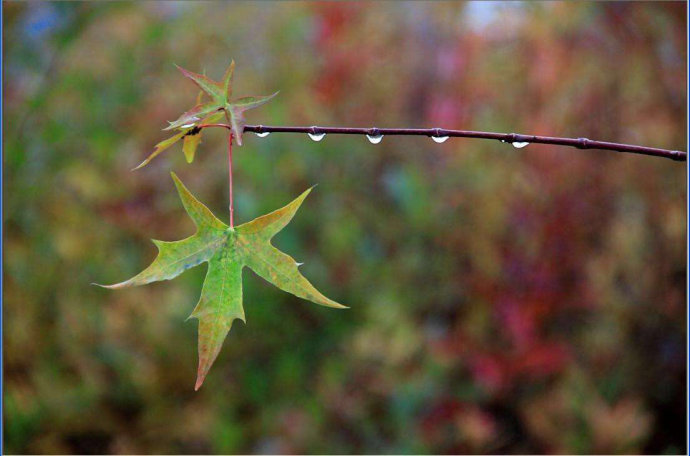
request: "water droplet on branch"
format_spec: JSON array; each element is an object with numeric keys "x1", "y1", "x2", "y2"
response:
[
  {"x1": 512, "y1": 142, "x2": 529, "y2": 148},
  {"x1": 308, "y1": 132, "x2": 326, "y2": 142},
  {"x1": 180, "y1": 117, "x2": 201, "y2": 129},
  {"x1": 432, "y1": 136, "x2": 449, "y2": 143},
  {"x1": 255, "y1": 132, "x2": 270, "y2": 138},
  {"x1": 366, "y1": 134, "x2": 383, "y2": 144}
]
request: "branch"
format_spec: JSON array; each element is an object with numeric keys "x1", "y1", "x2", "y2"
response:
[{"x1": 196, "y1": 123, "x2": 686, "y2": 162}]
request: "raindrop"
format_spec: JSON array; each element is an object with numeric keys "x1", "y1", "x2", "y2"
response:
[
  {"x1": 308, "y1": 132, "x2": 326, "y2": 142},
  {"x1": 295, "y1": 262, "x2": 304, "y2": 267},
  {"x1": 180, "y1": 117, "x2": 200, "y2": 129},
  {"x1": 512, "y1": 142, "x2": 529, "y2": 148},
  {"x1": 366, "y1": 134, "x2": 383, "y2": 144},
  {"x1": 255, "y1": 132, "x2": 270, "y2": 138},
  {"x1": 432, "y1": 136, "x2": 449, "y2": 144}
]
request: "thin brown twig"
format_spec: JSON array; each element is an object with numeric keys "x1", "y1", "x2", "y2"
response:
[{"x1": 197, "y1": 122, "x2": 686, "y2": 162}]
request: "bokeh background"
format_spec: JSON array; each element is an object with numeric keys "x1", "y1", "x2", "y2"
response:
[{"x1": 3, "y1": 2, "x2": 687, "y2": 454}]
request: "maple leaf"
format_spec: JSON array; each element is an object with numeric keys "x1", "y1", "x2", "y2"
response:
[
  {"x1": 134, "y1": 60, "x2": 278, "y2": 170},
  {"x1": 167, "y1": 60, "x2": 278, "y2": 146},
  {"x1": 96, "y1": 173, "x2": 345, "y2": 390},
  {"x1": 133, "y1": 91, "x2": 224, "y2": 170}
]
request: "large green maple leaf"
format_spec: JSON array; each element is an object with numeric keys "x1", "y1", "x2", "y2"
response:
[
  {"x1": 98, "y1": 173, "x2": 345, "y2": 390},
  {"x1": 134, "y1": 60, "x2": 278, "y2": 170}
]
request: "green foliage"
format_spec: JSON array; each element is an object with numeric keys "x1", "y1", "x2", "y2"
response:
[
  {"x1": 134, "y1": 60, "x2": 278, "y2": 169},
  {"x1": 98, "y1": 173, "x2": 345, "y2": 390}
]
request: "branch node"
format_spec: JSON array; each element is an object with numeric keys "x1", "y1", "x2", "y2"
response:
[
  {"x1": 576, "y1": 137, "x2": 590, "y2": 149},
  {"x1": 671, "y1": 150, "x2": 686, "y2": 161}
]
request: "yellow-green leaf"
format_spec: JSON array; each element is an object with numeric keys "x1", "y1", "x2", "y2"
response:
[
  {"x1": 133, "y1": 130, "x2": 188, "y2": 171},
  {"x1": 175, "y1": 64, "x2": 224, "y2": 101},
  {"x1": 164, "y1": 102, "x2": 220, "y2": 131},
  {"x1": 135, "y1": 111, "x2": 224, "y2": 170},
  {"x1": 97, "y1": 173, "x2": 345, "y2": 390},
  {"x1": 182, "y1": 128, "x2": 203, "y2": 163},
  {"x1": 227, "y1": 92, "x2": 279, "y2": 145},
  {"x1": 222, "y1": 60, "x2": 235, "y2": 100},
  {"x1": 137, "y1": 61, "x2": 277, "y2": 169},
  {"x1": 171, "y1": 61, "x2": 278, "y2": 147}
]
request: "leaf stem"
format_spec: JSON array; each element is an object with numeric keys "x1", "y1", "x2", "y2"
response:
[{"x1": 228, "y1": 131, "x2": 234, "y2": 228}]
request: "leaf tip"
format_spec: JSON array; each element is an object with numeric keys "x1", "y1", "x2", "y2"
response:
[
  {"x1": 170, "y1": 171, "x2": 188, "y2": 196},
  {"x1": 296, "y1": 185, "x2": 316, "y2": 202},
  {"x1": 314, "y1": 292, "x2": 348, "y2": 310},
  {"x1": 194, "y1": 374, "x2": 205, "y2": 391},
  {"x1": 326, "y1": 299, "x2": 349, "y2": 309},
  {"x1": 131, "y1": 160, "x2": 147, "y2": 171},
  {"x1": 92, "y1": 281, "x2": 125, "y2": 289},
  {"x1": 194, "y1": 319, "x2": 232, "y2": 391},
  {"x1": 174, "y1": 63, "x2": 194, "y2": 80}
]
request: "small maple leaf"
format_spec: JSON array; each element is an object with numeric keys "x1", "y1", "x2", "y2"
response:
[
  {"x1": 134, "y1": 60, "x2": 278, "y2": 170},
  {"x1": 133, "y1": 92, "x2": 223, "y2": 170},
  {"x1": 96, "y1": 173, "x2": 345, "y2": 390}
]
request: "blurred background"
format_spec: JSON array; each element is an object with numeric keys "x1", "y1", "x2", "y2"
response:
[{"x1": 3, "y1": 2, "x2": 687, "y2": 454}]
